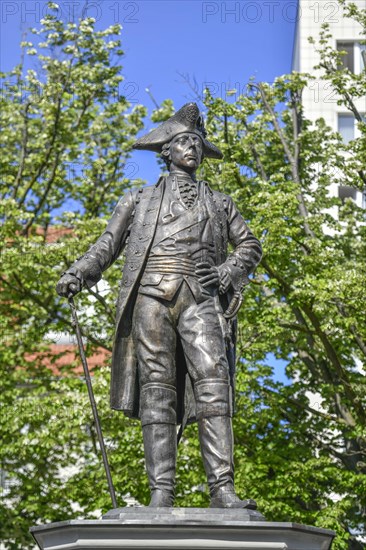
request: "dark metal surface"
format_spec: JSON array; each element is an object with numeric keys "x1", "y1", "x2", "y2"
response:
[{"x1": 57, "y1": 103, "x2": 262, "y2": 509}]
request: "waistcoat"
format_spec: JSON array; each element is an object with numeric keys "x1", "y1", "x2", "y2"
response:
[
  {"x1": 139, "y1": 175, "x2": 216, "y2": 301},
  {"x1": 151, "y1": 175, "x2": 214, "y2": 260}
]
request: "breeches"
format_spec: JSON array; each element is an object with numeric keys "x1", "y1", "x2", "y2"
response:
[{"x1": 132, "y1": 282, "x2": 232, "y2": 425}]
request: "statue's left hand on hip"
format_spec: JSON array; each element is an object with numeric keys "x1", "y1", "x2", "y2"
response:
[{"x1": 196, "y1": 262, "x2": 230, "y2": 294}]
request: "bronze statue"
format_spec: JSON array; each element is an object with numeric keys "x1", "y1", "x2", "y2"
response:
[{"x1": 57, "y1": 103, "x2": 262, "y2": 509}]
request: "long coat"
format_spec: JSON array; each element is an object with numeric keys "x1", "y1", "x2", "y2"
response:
[{"x1": 67, "y1": 177, "x2": 262, "y2": 423}]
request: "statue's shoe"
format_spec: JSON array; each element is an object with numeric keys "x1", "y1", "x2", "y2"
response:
[
  {"x1": 148, "y1": 489, "x2": 174, "y2": 507},
  {"x1": 210, "y1": 486, "x2": 257, "y2": 509}
]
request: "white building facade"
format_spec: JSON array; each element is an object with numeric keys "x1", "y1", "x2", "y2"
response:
[{"x1": 292, "y1": 0, "x2": 366, "y2": 207}]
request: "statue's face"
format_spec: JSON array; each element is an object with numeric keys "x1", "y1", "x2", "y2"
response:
[{"x1": 169, "y1": 132, "x2": 203, "y2": 172}]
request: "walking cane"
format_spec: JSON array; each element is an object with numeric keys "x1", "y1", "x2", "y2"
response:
[{"x1": 68, "y1": 294, "x2": 118, "y2": 509}]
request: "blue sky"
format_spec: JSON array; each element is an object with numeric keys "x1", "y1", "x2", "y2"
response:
[{"x1": 1, "y1": 0, "x2": 298, "y2": 179}]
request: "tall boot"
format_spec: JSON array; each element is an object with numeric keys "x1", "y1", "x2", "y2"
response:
[
  {"x1": 140, "y1": 382, "x2": 177, "y2": 507},
  {"x1": 142, "y1": 423, "x2": 176, "y2": 507},
  {"x1": 194, "y1": 379, "x2": 257, "y2": 509}
]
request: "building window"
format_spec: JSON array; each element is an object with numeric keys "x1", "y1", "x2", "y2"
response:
[
  {"x1": 337, "y1": 41, "x2": 355, "y2": 72},
  {"x1": 338, "y1": 185, "x2": 357, "y2": 204},
  {"x1": 361, "y1": 46, "x2": 366, "y2": 71},
  {"x1": 338, "y1": 114, "x2": 355, "y2": 143},
  {"x1": 337, "y1": 42, "x2": 366, "y2": 74}
]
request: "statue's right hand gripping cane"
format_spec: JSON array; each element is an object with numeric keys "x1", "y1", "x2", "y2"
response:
[{"x1": 56, "y1": 273, "x2": 82, "y2": 298}]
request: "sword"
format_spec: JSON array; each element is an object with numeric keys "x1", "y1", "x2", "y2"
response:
[
  {"x1": 223, "y1": 290, "x2": 243, "y2": 319},
  {"x1": 68, "y1": 295, "x2": 118, "y2": 509}
]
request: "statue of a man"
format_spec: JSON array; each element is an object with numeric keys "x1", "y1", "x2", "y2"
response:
[{"x1": 57, "y1": 103, "x2": 262, "y2": 509}]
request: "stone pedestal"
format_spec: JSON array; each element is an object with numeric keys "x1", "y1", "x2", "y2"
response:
[{"x1": 30, "y1": 507, "x2": 334, "y2": 549}]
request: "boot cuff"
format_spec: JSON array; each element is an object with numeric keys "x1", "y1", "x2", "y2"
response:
[
  {"x1": 140, "y1": 383, "x2": 177, "y2": 426},
  {"x1": 194, "y1": 378, "x2": 232, "y2": 419}
]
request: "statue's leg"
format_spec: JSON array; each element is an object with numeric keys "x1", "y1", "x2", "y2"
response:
[
  {"x1": 133, "y1": 293, "x2": 178, "y2": 507},
  {"x1": 194, "y1": 379, "x2": 255, "y2": 509},
  {"x1": 178, "y1": 295, "x2": 256, "y2": 509},
  {"x1": 140, "y1": 383, "x2": 177, "y2": 507}
]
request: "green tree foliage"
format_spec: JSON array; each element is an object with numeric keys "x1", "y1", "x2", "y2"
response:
[
  {"x1": 1, "y1": 2, "x2": 365, "y2": 549},
  {"x1": 0, "y1": 7, "x2": 148, "y2": 548}
]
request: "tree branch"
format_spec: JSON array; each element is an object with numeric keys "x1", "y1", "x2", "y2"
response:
[
  {"x1": 261, "y1": 258, "x2": 362, "y2": 426},
  {"x1": 241, "y1": 119, "x2": 269, "y2": 182},
  {"x1": 261, "y1": 385, "x2": 349, "y2": 426},
  {"x1": 86, "y1": 286, "x2": 115, "y2": 323},
  {"x1": 22, "y1": 151, "x2": 61, "y2": 234},
  {"x1": 12, "y1": 102, "x2": 31, "y2": 199},
  {"x1": 256, "y1": 83, "x2": 315, "y2": 238},
  {"x1": 18, "y1": 93, "x2": 63, "y2": 209},
  {"x1": 333, "y1": 299, "x2": 366, "y2": 358}
]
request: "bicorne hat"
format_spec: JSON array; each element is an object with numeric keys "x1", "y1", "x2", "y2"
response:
[{"x1": 132, "y1": 102, "x2": 223, "y2": 159}]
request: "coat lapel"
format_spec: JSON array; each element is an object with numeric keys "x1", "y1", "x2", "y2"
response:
[
  {"x1": 115, "y1": 178, "x2": 165, "y2": 335},
  {"x1": 203, "y1": 182, "x2": 228, "y2": 265}
]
